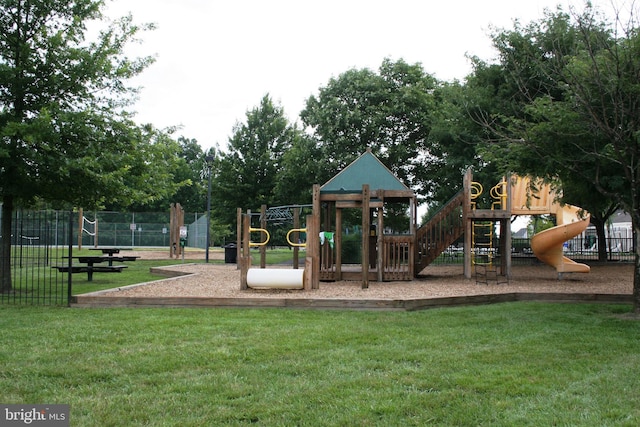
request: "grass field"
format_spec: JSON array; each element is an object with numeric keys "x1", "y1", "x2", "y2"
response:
[{"x1": 1, "y1": 302, "x2": 639, "y2": 426}]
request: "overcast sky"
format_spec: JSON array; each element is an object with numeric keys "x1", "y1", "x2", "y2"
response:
[{"x1": 103, "y1": 0, "x2": 602, "y2": 151}]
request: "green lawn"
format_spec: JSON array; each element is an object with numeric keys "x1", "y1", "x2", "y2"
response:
[{"x1": 1, "y1": 303, "x2": 639, "y2": 426}]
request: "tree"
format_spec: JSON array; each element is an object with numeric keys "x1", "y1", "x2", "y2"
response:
[
  {"x1": 0, "y1": 1, "x2": 155, "y2": 293},
  {"x1": 274, "y1": 132, "x2": 322, "y2": 206},
  {"x1": 301, "y1": 58, "x2": 437, "y2": 196},
  {"x1": 171, "y1": 136, "x2": 206, "y2": 212},
  {"x1": 211, "y1": 94, "x2": 302, "y2": 226},
  {"x1": 474, "y1": 3, "x2": 640, "y2": 313},
  {"x1": 468, "y1": 7, "x2": 620, "y2": 260},
  {"x1": 121, "y1": 134, "x2": 206, "y2": 213},
  {"x1": 104, "y1": 129, "x2": 199, "y2": 213},
  {"x1": 155, "y1": 135, "x2": 205, "y2": 213},
  {"x1": 423, "y1": 80, "x2": 502, "y2": 208}
]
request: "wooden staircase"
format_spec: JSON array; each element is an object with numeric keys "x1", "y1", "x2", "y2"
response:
[{"x1": 415, "y1": 190, "x2": 465, "y2": 274}]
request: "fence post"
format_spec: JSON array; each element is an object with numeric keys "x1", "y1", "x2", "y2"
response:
[
  {"x1": 67, "y1": 210, "x2": 74, "y2": 305},
  {"x1": 77, "y1": 207, "x2": 83, "y2": 250}
]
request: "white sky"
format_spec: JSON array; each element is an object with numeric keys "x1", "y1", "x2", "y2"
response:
[{"x1": 103, "y1": 0, "x2": 599, "y2": 151}]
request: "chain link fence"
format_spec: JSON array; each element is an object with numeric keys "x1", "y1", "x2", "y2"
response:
[{"x1": 79, "y1": 211, "x2": 208, "y2": 249}]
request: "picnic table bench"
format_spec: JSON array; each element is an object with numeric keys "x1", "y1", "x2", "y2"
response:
[
  {"x1": 84, "y1": 255, "x2": 140, "y2": 266},
  {"x1": 89, "y1": 248, "x2": 122, "y2": 256},
  {"x1": 53, "y1": 253, "x2": 139, "y2": 282},
  {"x1": 53, "y1": 264, "x2": 128, "y2": 281}
]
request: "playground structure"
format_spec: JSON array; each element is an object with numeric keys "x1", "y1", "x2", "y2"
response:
[
  {"x1": 238, "y1": 204, "x2": 319, "y2": 290},
  {"x1": 237, "y1": 150, "x2": 590, "y2": 290},
  {"x1": 511, "y1": 176, "x2": 590, "y2": 276},
  {"x1": 458, "y1": 171, "x2": 591, "y2": 281}
]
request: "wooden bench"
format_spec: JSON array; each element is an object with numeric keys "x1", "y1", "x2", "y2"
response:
[{"x1": 53, "y1": 265, "x2": 127, "y2": 281}]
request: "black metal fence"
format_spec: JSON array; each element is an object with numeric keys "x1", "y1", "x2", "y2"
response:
[
  {"x1": 432, "y1": 235, "x2": 635, "y2": 265},
  {"x1": 0, "y1": 208, "x2": 207, "y2": 306},
  {"x1": 0, "y1": 209, "x2": 73, "y2": 306}
]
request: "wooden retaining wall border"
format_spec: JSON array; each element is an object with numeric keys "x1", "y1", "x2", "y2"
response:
[{"x1": 72, "y1": 292, "x2": 633, "y2": 311}]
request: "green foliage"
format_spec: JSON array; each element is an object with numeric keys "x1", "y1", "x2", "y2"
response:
[
  {"x1": 123, "y1": 134, "x2": 206, "y2": 213},
  {"x1": 341, "y1": 232, "x2": 362, "y2": 264},
  {"x1": 425, "y1": 81, "x2": 495, "y2": 204},
  {"x1": 274, "y1": 132, "x2": 322, "y2": 205},
  {"x1": 211, "y1": 95, "x2": 309, "y2": 225},
  {"x1": 527, "y1": 215, "x2": 555, "y2": 236},
  {"x1": 301, "y1": 58, "x2": 438, "y2": 194},
  {"x1": 383, "y1": 202, "x2": 411, "y2": 232},
  {"x1": 209, "y1": 215, "x2": 233, "y2": 247},
  {"x1": 0, "y1": 1, "x2": 158, "y2": 209}
]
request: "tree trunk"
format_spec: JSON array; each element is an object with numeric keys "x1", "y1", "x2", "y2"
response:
[
  {"x1": 592, "y1": 217, "x2": 608, "y2": 261},
  {"x1": 0, "y1": 196, "x2": 13, "y2": 294},
  {"x1": 634, "y1": 224, "x2": 640, "y2": 314}
]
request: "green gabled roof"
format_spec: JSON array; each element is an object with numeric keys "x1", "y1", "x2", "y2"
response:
[{"x1": 321, "y1": 149, "x2": 411, "y2": 194}]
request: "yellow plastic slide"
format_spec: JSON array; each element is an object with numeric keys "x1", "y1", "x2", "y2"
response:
[
  {"x1": 530, "y1": 204, "x2": 590, "y2": 273},
  {"x1": 510, "y1": 176, "x2": 590, "y2": 274}
]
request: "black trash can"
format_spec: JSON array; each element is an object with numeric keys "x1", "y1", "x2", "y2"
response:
[{"x1": 224, "y1": 243, "x2": 237, "y2": 264}]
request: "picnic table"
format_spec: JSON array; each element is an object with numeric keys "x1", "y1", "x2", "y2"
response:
[
  {"x1": 89, "y1": 247, "x2": 122, "y2": 256},
  {"x1": 53, "y1": 253, "x2": 140, "y2": 282}
]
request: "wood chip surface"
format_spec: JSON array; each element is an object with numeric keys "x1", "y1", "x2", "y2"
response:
[{"x1": 88, "y1": 250, "x2": 633, "y2": 300}]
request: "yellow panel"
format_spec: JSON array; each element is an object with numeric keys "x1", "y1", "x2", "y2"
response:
[{"x1": 510, "y1": 176, "x2": 557, "y2": 215}]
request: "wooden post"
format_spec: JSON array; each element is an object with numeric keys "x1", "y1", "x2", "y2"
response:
[
  {"x1": 504, "y1": 174, "x2": 513, "y2": 278},
  {"x1": 311, "y1": 185, "x2": 321, "y2": 289},
  {"x1": 410, "y1": 195, "x2": 417, "y2": 234},
  {"x1": 410, "y1": 195, "x2": 417, "y2": 278},
  {"x1": 324, "y1": 202, "x2": 334, "y2": 273},
  {"x1": 293, "y1": 207, "x2": 300, "y2": 269},
  {"x1": 169, "y1": 203, "x2": 184, "y2": 258},
  {"x1": 463, "y1": 169, "x2": 473, "y2": 279},
  {"x1": 236, "y1": 208, "x2": 242, "y2": 270},
  {"x1": 499, "y1": 218, "x2": 510, "y2": 277},
  {"x1": 178, "y1": 204, "x2": 184, "y2": 257},
  {"x1": 93, "y1": 211, "x2": 98, "y2": 248},
  {"x1": 240, "y1": 213, "x2": 251, "y2": 290},
  {"x1": 362, "y1": 184, "x2": 370, "y2": 289},
  {"x1": 169, "y1": 204, "x2": 175, "y2": 258},
  {"x1": 260, "y1": 204, "x2": 267, "y2": 269},
  {"x1": 305, "y1": 213, "x2": 320, "y2": 290},
  {"x1": 377, "y1": 190, "x2": 384, "y2": 282},
  {"x1": 78, "y1": 208, "x2": 83, "y2": 250},
  {"x1": 408, "y1": 206, "x2": 415, "y2": 279},
  {"x1": 335, "y1": 207, "x2": 342, "y2": 280}
]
